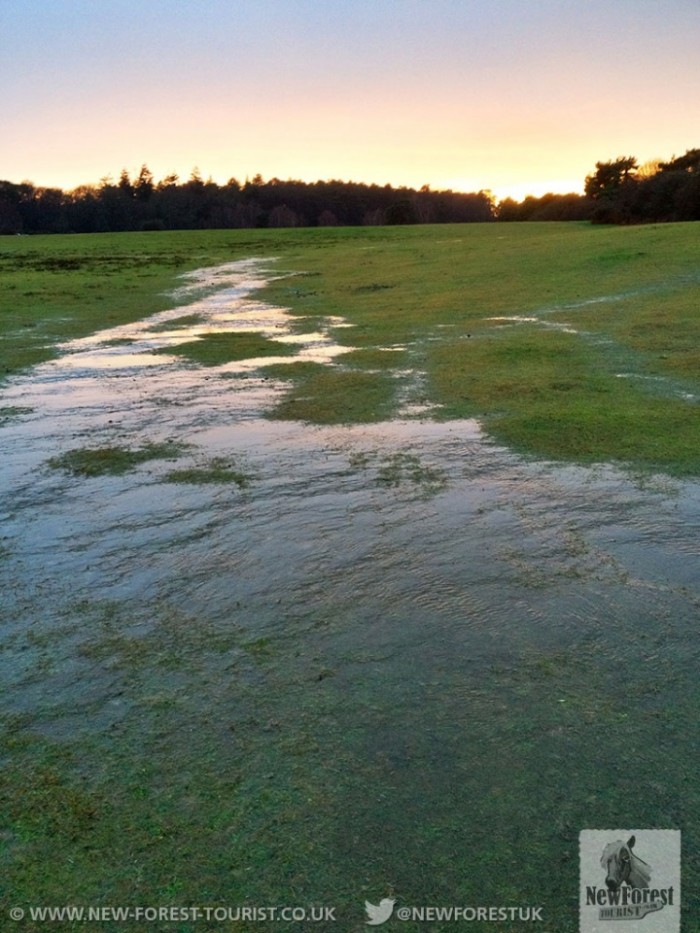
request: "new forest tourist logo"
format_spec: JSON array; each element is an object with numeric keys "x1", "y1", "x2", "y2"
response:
[{"x1": 579, "y1": 830, "x2": 680, "y2": 933}]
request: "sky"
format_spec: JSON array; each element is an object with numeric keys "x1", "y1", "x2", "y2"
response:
[{"x1": 2, "y1": 0, "x2": 699, "y2": 201}]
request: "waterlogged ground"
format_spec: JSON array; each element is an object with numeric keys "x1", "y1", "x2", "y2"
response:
[{"x1": 1, "y1": 260, "x2": 699, "y2": 932}]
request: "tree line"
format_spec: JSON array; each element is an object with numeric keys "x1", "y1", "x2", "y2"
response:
[
  {"x1": 497, "y1": 147, "x2": 700, "y2": 224},
  {"x1": 1, "y1": 147, "x2": 697, "y2": 233},
  {"x1": 582, "y1": 149, "x2": 700, "y2": 223},
  {"x1": 0, "y1": 169, "x2": 494, "y2": 234}
]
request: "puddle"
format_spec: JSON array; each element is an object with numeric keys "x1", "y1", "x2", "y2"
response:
[
  {"x1": 1, "y1": 258, "x2": 699, "y2": 918},
  {"x1": 615, "y1": 371, "x2": 698, "y2": 402},
  {"x1": 485, "y1": 314, "x2": 580, "y2": 335},
  {"x1": 486, "y1": 315, "x2": 540, "y2": 324},
  {"x1": 57, "y1": 258, "x2": 353, "y2": 374},
  {"x1": 59, "y1": 351, "x2": 179, "y2": 370},
  {"x1": 2, "y1": 256, "x2": 698, "y2": 712}
]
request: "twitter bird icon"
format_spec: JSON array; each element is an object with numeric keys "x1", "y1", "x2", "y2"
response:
[{"x1": 365, "y1": 898, "x2": 396, "y2": 925}]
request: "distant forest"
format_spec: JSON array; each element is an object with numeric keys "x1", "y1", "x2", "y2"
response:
[
  {"x1": 581, "y1": 149, "x2": 700, "y2": 224},
  {"x1": 1, "y1": 148, "x2": 698, "y2": 234},
  {"x1": 496, "y1": 147, "x2": 700, "y2": 224}
]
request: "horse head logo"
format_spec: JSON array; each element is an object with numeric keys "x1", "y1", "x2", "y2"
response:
[{"x1": 600, "y1": 835, "x2": 652, "y2": 890}]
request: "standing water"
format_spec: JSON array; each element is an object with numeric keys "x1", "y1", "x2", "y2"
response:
[{"x1": 1, "y1": 260, "x2": 698, "y2": 930}]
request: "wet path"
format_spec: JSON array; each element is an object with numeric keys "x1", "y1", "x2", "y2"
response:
[{"x1": 1, "y1": 260, "x2": 699, "y2": 928}]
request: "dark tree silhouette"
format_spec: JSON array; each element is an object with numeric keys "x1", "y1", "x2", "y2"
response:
[
  {"x1": 134, "y1": 164, "x2": 154, "y2": 201},
  {"x1": 5, "y1": 150, "x2": 697, "y2": 233},
  {"x1": 582, "y1": 148, "x2": 700, "y2": 223},
  {"x1": 584, "y1": 157, "x2": 638, "y2": 199}
]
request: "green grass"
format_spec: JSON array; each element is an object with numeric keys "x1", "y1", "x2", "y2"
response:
[
  {"x1": 335, "y1": 346, "x2": 410, "y2": 369},
  {"x1": 146, "y1": 313, "x2": 206, "y2": 332},
  {"x1": 2, "y1": 222, "x2": 700, "y2": 472},
  {"x1": 163, "y1": 457, "x2": 251, "y2": 486},
  {"x1": 0, "y1": 228, "x2": 324, "y2": 378},
  {"x1": 2, "y1": 223, "x2": 699, "y2": 930},
  {"x1": 48, "y1": 443, "x2": 186, "y2": 477},
  {"x1": 2, "y1": 597, "x2": 698, "y2": 932},
  {"x1": 258, "y1": 360, "x2": 328, "y2": 382},
  {"x1": 266, "y1": 368, "x2": 396, "y2": 425},
  {"x1": 162, "y1": 332, "x2": 296, "y2": 367},
  {"x1": 255, "y1": 222, "x2": 700, "y2": 474}
]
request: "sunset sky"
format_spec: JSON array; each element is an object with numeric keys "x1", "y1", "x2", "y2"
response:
[{"x1": 3, "y1": 0, "x2": 699, "y2": 201}]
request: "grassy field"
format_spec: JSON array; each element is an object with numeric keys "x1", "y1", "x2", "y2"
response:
[
  {"x1": 2, "y1": 222, "x2": 699, "y2": 474},
  {"x1": 1, "y1": 224, "x2": 699, "y2": 933},
  {"x1": 0, "y1": 230, "x2": 274, "y2": 374},
  {"x1": 256, "y1": 222, "x2": 700, "y2": 474}
]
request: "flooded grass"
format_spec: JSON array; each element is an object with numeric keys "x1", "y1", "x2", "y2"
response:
[
  {"x1": 147, "y1": 313, "x2": 206, "y2": 333},
  {"x1": 2, "y1": 583, "x2": 698, "y2": 930},
  {"x1": 0, "y1": 405, "x2": 33, "y2": 423},
  {"x1": 255, "y1": 222, "x2": 700, "y2": 474},
  {"x1": 163, "y1": 457, "x2": 252, "y2": 487},
  {"x1": 3, "y1": 223, "x2": 700, "y2": 473},
  {"x1": 375, "y1": 451, "x2": 448, "y2": 495},
  {"x1": 344, "y1": 449, "x2": 449, "y2": 496},
  {"x1": 48, "y1": 442, "x2": 186, "y2": 477},
  {"x1": 0, "y1": 229, "x2": 321, "y2": 381},
  {"x1": 162, "y1": 332, "x2": 297, "y2": 367},
  {"x1": 2, "y1": 230, "x2": 700, "y2": 930}
]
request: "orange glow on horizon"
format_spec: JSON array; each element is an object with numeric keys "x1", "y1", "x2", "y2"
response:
[
  {"x1": 3, "y1": 2, "x2": 698, "y2": 208},
  {"x1": 27, "y1": 161, "x2": 588, "y2": 207}
]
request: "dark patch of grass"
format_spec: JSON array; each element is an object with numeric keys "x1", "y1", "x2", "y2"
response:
[
  {"x1": 147, "y1": 313, "x2": 205, "y2": 333},
  {"x1": 496, "y1": 397, "x2": 700, "y2": 475},
  {"x1": 163, "y1": 457, "x2": 251, "y2": 487},
  {"x1": 267, "y1": 369, "x2": 395, "y2": 424},
  {"x1": 258, "y1": 360, "x2": 327, "y2": 382},
  {"x1": 0, "y1": 405, "x2": 33, "y2": 422},
  {"x1": 346, "y1": 447, "x2": 448, "y2": 496},
  {"x1": 103, "y1": 337, "x2": 134, "y2": 347},
  {"x1": 47, "y1": 443, "x2": 186, "y2": 477},
  {"x1": 376, "y1": 451, "x2": 448, "y2": 494},
  {"x1": 162, "y1": 332, "x2": 296, "y2": 366},
  {"x1": 243, "y1": 636, "x2": 273, "y2": 658},
  {"x1": 428, "y1": 329, "x2": 700, "y2": 475},
  {"x1": 351, "y1": 282, "x2": 396, "y2": 293}
]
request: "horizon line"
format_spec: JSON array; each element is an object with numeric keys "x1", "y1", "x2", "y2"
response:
[{"x1": 1, "y1": 170, "x2": 587, "y2": 205}]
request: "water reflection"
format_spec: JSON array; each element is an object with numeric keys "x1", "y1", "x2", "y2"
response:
[
  {"x1": 56, "y1": 257, "x2": 355, "y2": 373},
  {"x1": 1, "y1": 259, "x2": 698, "y2": 924}
]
